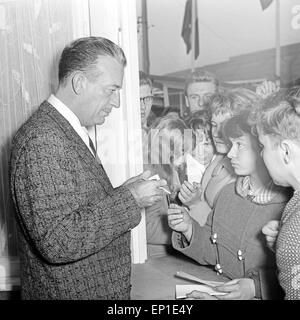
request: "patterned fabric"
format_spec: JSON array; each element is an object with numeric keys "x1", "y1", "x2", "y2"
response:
[
  {"x1": 9, "y1": 101, "x2": 141, "y2": 299},
  {"x1": 236, "y1": 176, "x2": 280, "y2": 204},
  {"x1": 48, "y1": 94, "x2": 95, "y2": 157},
  {"x1": 276, "y1": 190, "x2": 300, "y2": 299}
]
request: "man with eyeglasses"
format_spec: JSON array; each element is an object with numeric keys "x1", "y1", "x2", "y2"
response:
[
  {"x1": 184, "y1": 70, "x2": 219, "y2": 119},
  {"x1": 139, "y1": 71, "x2": 154, "y2": 131}
]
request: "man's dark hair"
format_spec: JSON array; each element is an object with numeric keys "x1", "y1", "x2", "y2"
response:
[
  {"x1": 58, "y1": 36, "x2": 127, "y2": 85},
  {"x1": 222, "y1": 109, "x2": 254, "y2": 145}
]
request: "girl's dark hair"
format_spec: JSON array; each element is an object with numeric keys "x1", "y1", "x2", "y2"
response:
[
  {"x1": 186, "y1": 110, "x2": 211, "y2": 129},
  {"x1": 222, "y1": 110, "x2": 255, "y2": 145},
  {"x1": 186, "y1": 110, "x2": 212, "y2": 150}
]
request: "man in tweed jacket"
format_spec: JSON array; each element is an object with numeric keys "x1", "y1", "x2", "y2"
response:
[{"x1": 9, "y1": 37, "x2": 167, "y2": 300}]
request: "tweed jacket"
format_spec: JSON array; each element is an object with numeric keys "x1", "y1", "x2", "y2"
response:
[
  {"x1": 9, "y1": 101, "x2": 141, "y2": 300},
  {"x1": 172, "y1": 181, "x2": 291, "y2": 300},
  {"x1": 276, "y1": 190, "x2": 300, "y2": 299}
]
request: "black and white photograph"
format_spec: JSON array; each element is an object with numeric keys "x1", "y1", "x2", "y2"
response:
[{"x1": 0, "y1": 0, "x2": 300, "y2": 309}]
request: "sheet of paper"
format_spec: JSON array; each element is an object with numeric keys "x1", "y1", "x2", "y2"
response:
[
  {"x1": 176, "y1": 271, "x2": 225, "y2": 287},
  {"x1": 176, "y1": 284, "x2": 226, "y2": 299},
  {"x1": 149, "y1": 174, "x2": 160, "y2": 181},
  {"x1": 186, "y1": 153, "x2": 205, "y2": 184}
]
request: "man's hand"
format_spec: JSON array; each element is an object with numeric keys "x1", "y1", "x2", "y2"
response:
[
  {"x1": 215, "y1": 278, "x2": 255, "y2": 300},
  {"x1": 167, "y1": 203, "x2": 193, "y2": 242},
  {"x1": 178, "y1": 181, "x2": 202, "y2": 206},
  {"x1": 122, "y1": 170, "x2": 152, "y2": 186},
  {"x1": 126, "y1": 176, "x2": 167, "y2": 208},
  {"x1": 262, "y1": 220, "x2": 280, "y2": 252}
]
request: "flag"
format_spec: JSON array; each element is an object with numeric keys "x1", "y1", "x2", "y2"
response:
[
  {"x1": 181, "y1": 0, "x2": 199, "y2": 59},
  {"x1": 260, "y1": 0, "x2": 274, "y2": 10}
]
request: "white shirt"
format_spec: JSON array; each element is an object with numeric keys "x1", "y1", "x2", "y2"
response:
[{"x1": 47, "y1": 94, "x2": 95, "y2": 157}]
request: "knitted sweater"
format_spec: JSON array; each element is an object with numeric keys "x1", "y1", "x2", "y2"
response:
[
  {"x1": 9, "y1": 102, "x2": 141, "y2": 300},
  {"x1": 172, "y1": 181, "x2": 290, "y2": 299},
  {"x1": 276, "y1": 191, "x2": 300, "y2": 299}
]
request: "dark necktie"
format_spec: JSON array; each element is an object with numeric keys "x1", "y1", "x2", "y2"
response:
[{"x1": 88, "y1": 136, "x2": 97, "y2": 157}]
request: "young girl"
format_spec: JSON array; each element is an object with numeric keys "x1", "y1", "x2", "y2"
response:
[
  {"x1": 255, "y1": 88, "x2": 300, "y2": 299},
  {"x1": 144, "y1": 114, "x2": 191, "y2": 256},
  {"x1": 168, "y1": 109, "x2": 291, "y2": 300},
  {"x1": 187, "y1": 110, "x2": 215, "y2": 169},
  {"x1": 178, "y1": 89, "x2": 258, "y2": 226}
]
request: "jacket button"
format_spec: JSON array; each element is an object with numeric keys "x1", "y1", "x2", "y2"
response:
[
  {"x1": 215, "y1": 263, "x2": 222, "y2": 273},
  {"x1": 237, "y1": 249, "x2": 243, "y2": 260},
  {"x1": 211, "y1": 233, "x2": 217, "y2": 244}
]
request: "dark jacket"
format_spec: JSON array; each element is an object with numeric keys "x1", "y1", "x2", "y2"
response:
[{"x1": 172, "y1": 181, "x2": 291, "y2": 300}]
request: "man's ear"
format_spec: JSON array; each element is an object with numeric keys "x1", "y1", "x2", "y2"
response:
[
  {"x1": 279, "y1": 140, "x2": 291, "y2": 165},
  {"x1": 185, "y1": 95, "x2": 190, "y2": 108},
  {"x1": 71, "y1": 72, "x2": 86, "y2": 95}
]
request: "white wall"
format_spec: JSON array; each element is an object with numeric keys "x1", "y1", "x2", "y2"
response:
[
  {"x1": 137, "y1": 0, "x2": 300, "y2": 75},
  {"x1": 89, "y1": 0, "x2": 147, "y2": 263}
]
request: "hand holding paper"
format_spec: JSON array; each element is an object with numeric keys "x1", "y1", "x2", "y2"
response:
[
  {"x1": 186, "y1": 153, "x2": 205, "y2": 184},
  {"x1": 178, "y1": 181, "x2": 202, "y2": 206},
  {"x1": 175, "y1": 271, "x2": 226, "y2": 300},
  {"x1": 127, "y1": 174, "x2": 167, "y2": 208},
  {"x1": 176, "y1": 284, "x2": 226, "y2": 299},
  {"x1": 176, "y1": 271, "x2": 225, "y2": 287},
  {"x1": 149, "y1": 174, "x2": 171, "y2": 194}
]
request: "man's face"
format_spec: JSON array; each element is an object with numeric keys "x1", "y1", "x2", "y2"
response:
[
  {"x1": 139, "y1": 84, "x2": 153, "y2": 126},
  {"x1": 257, "y1": 127, "x2": 289, "y2": 186},
  {"x1": 227, "y1": 133, "x2": 262, "y2": 176},
  {"x1": 186, "y1": 82, "x2": 217, "y2": 113},
  {"x1": 211, "y1": 112, "x2": 231, "y2": 154},
  {"x1": 79, "y1": 56, "x2": 124, "y2": 126}
]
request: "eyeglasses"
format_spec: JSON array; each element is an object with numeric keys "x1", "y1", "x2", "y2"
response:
[{"x1": 140, "y1": 96, "x2": 153, "y2": 105}]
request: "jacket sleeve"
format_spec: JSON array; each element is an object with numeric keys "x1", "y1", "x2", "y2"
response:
[
  {"x1": 146, "y1": 197, "x2": 172, "y2": 245},
  {"x1": 11, "y1": 134, "x2": 141, "y2": 264},
  {"x1": 247, "y1": 267, "x2": 284, "y2": 300},
  {"x1": 171, "y1": 218, "x2": 215, "y2": 266}
]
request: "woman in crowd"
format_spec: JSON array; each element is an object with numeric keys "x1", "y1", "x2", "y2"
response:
[
  {"x1": 187, "y1": 110, "x2": 215, "y2": 170},
  {"x1": 178, "y1": 88, "x2": 258, "y2": 226},
  {"x1": 255, "y1": 88, "x2": 300, "y2": 299},
  {"x1": 168, "y1": 109, "x2": 291, "y2": 300},
  {"x1": 144, "y1": 114, "x2": 191, "y2": 256}
]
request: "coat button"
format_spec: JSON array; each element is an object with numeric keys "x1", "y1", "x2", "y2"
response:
[
  {"x1": 211, "y1": 233, "x2": 217, "y2": 244},
  {"x1": 237, "y1": 249, "x2": 243, "y2": 260},
  {"x1": 215, "y1": 263, "x2": 222, "y2": 272}
]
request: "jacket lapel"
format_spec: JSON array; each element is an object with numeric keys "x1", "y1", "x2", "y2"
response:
[{"x1": 40, "y1": 101, "x2": 113, "y2": 194}]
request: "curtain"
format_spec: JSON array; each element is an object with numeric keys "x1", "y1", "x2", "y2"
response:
[{"x1": 0, "y1": 0, "x2": 89, "y2": 258}]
